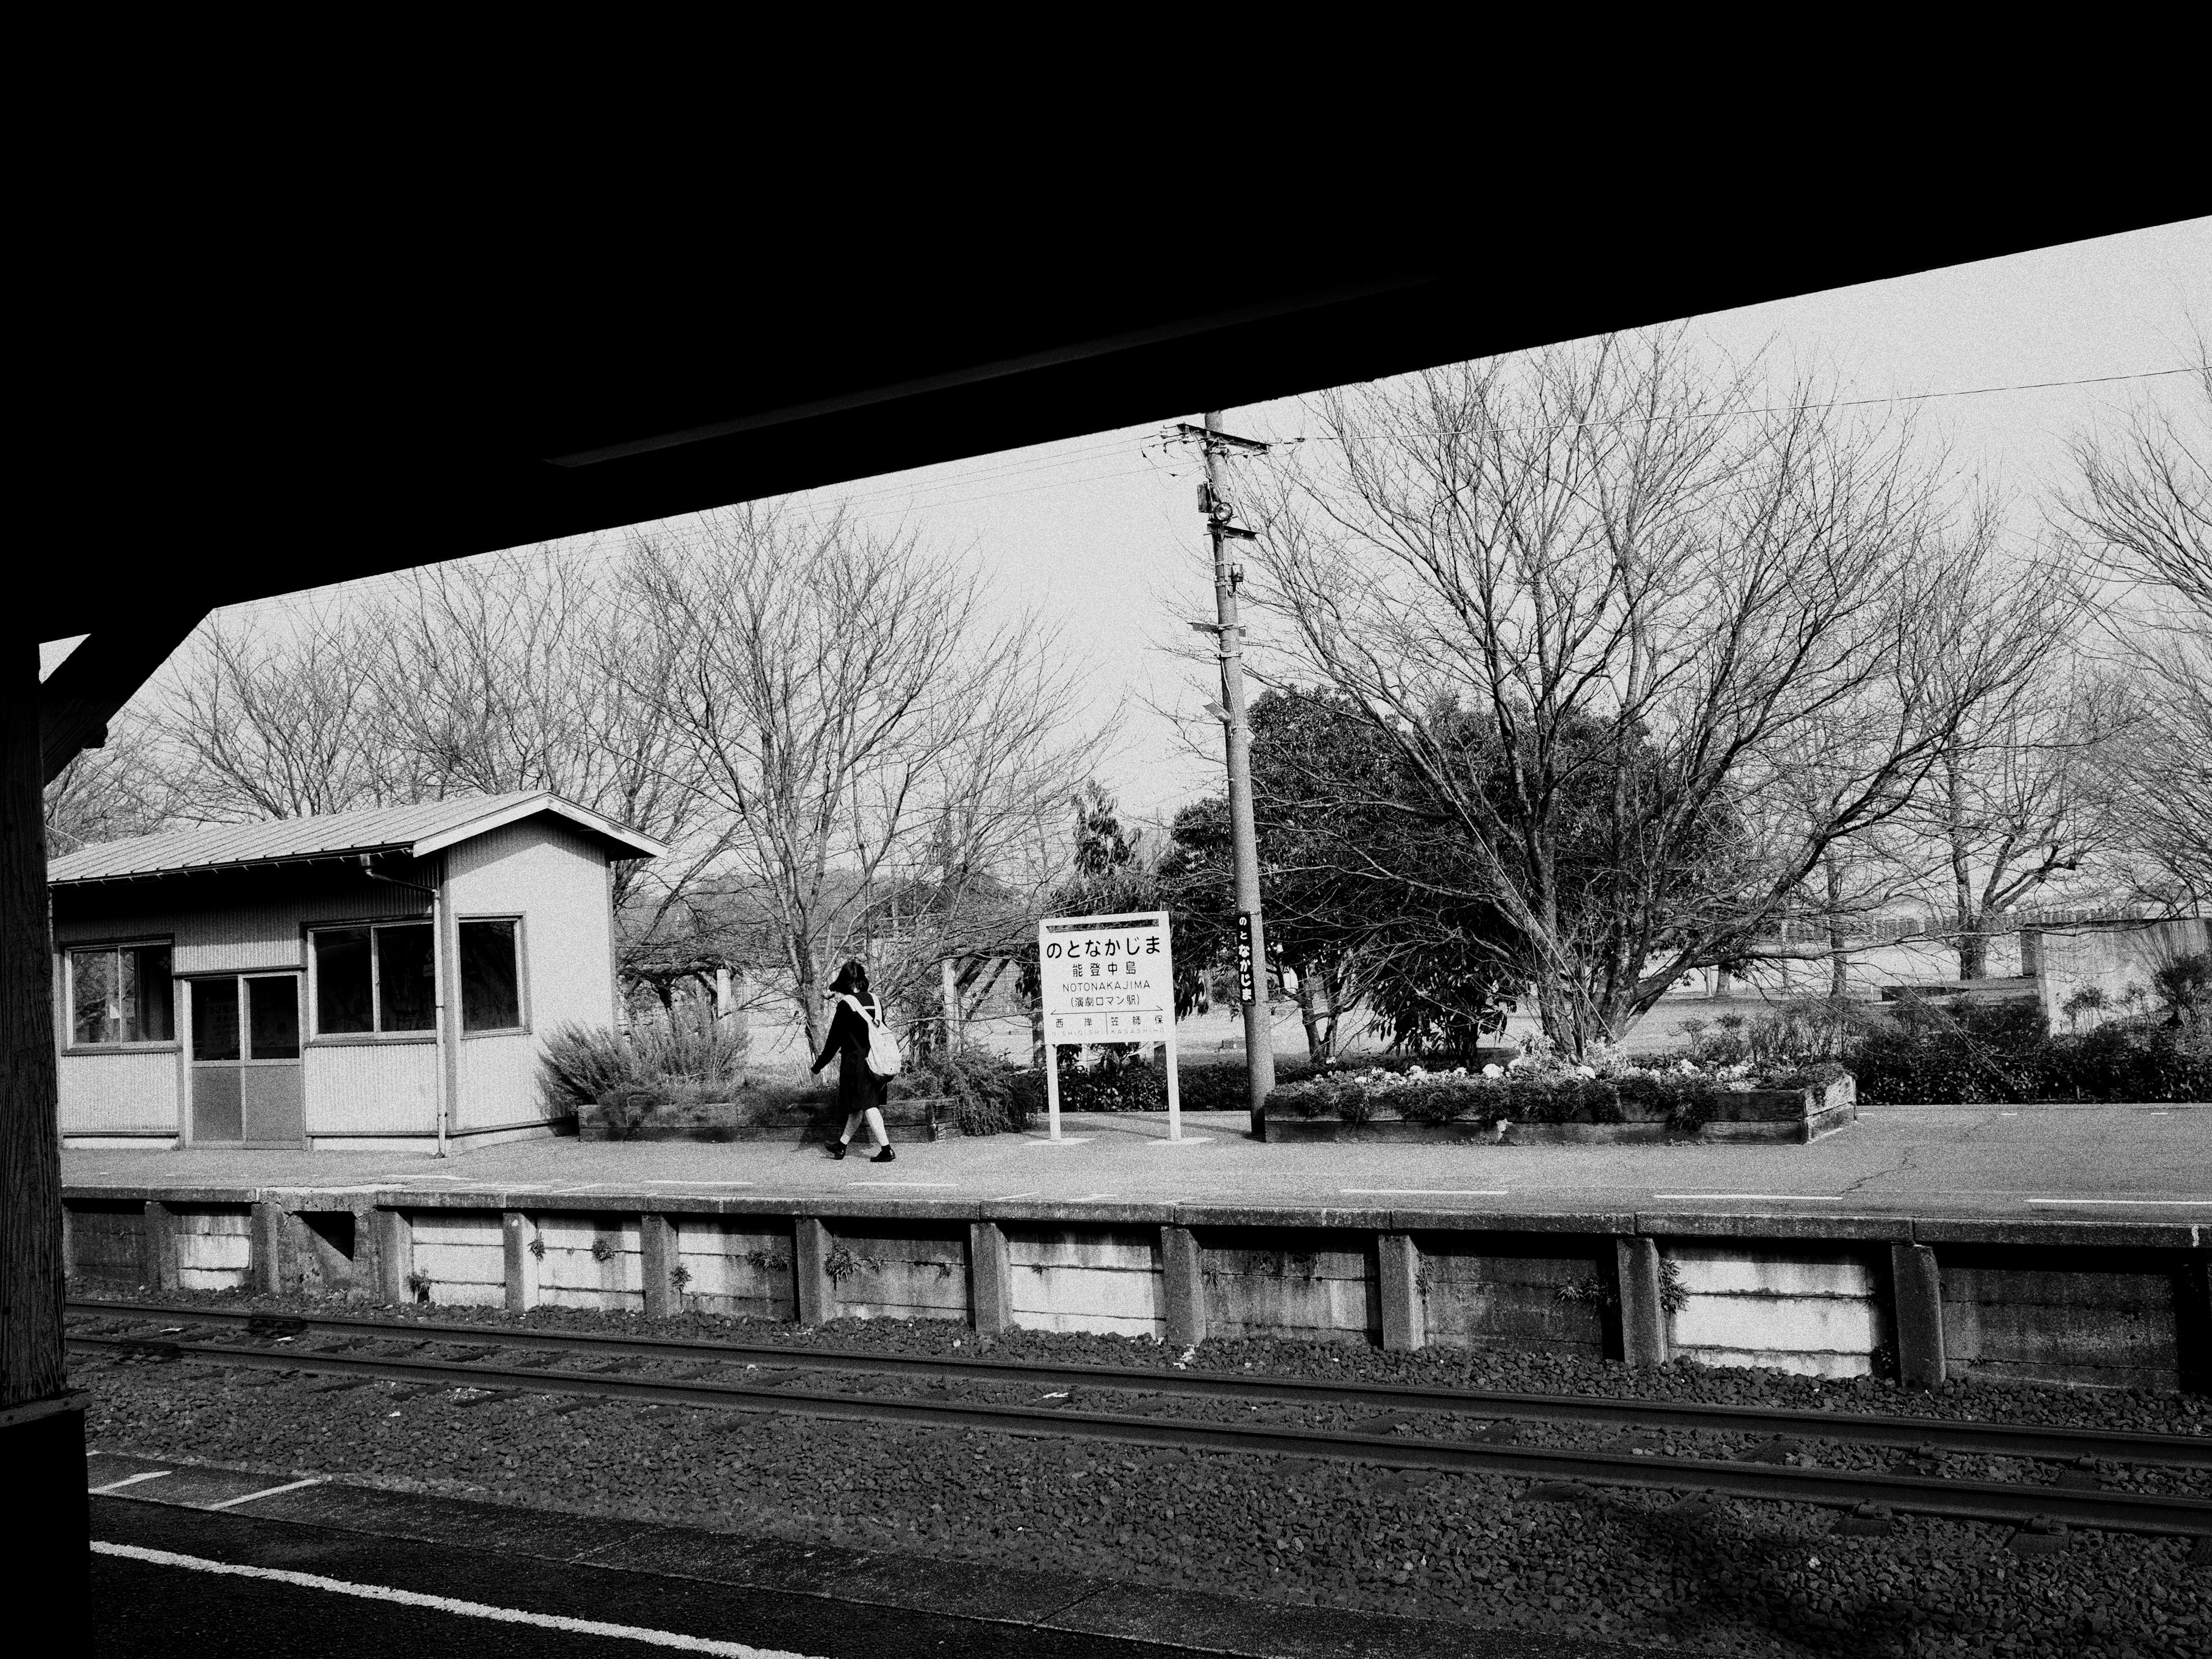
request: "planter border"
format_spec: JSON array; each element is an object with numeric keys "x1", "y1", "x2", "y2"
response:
[
  {"x1": 581, "y1": 1094, "x2": 949, "y2": 1143},
  {"x1": 1258, "y1": 1076, "x2": 1858, "y2": 1146}
]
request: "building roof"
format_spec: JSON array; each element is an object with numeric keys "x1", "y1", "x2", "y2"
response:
[{"x1": 47, "y1": 791, "x2": 667, "y2": 885}]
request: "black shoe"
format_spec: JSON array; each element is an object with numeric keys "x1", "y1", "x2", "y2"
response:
[
  {"x1": 871, "y1": 1146, "x2": 896, "y2": 1163},
  {"x1": 829, "y1": 1141, "x2": 848, "y2": 1160}
]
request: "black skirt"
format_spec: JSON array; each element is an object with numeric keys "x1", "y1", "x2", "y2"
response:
[
  {"x1": 838, "y1": 1048, "x2": 889, "y2": 1113},
  {"x1": 819, "y1": 995, "x2": 890, "y2": 1114}
]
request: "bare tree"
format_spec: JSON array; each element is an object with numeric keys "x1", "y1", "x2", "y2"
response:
[
  {"x1": 1922, "y1": 657, "x2": 2128, "y2": 978},
  {"x1": 2059, "y1": 357, "x2": 2212, "y2": 910},
  {"x1": 1245, "y1": 329, "x2": 2062, "y2": 1056},
  {"x1": 41, "y1": 713, "x2": 173, "y2": 855},
  {"x1": 625, "y1": 506, "x2": 1099, "y2": 1051},
  {"x1": 150, "y1": 607, "x2": 396, "y2": 820},
  {"x1": 373, "y1": 553, "x2": 730, "y2": 944}
]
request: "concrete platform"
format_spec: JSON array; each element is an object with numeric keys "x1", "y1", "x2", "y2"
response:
[
  {"x1": 62, "y1": 1104, "x2": 2212, "y2": 1392},
  {"x1": 62, "y1": 1103, "x2": 2212, "y2": 1223}
]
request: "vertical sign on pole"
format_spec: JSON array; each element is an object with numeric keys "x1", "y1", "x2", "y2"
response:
[{"x1": 1037, "y1": 911, "x2": 1183, "y2": 1142}]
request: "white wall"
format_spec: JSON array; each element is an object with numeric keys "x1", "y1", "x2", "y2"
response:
[
  {"x1": 445, "y1": 819, "x2": 619, "y2": 1130},
  {"x1": 2031, "y1": 918, "x2": 2211, "y2": 1030}
]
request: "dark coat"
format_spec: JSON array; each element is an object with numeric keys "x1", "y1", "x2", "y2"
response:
[{"x1": 812, "y1": 991, "x2": 889, "y2": 1113}]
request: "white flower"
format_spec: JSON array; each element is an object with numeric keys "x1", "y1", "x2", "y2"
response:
[
  {"x1": 1482, "y1": 1063, "x2": 1503, "y2": 1078},
  {"x1": 1574, "y1": 1064, "x2": 1597, "y2": 1079}
]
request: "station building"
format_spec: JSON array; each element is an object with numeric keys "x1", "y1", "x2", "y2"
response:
[{"x1": 48, "y1": 791, "x2": 663, "y2": 1152}]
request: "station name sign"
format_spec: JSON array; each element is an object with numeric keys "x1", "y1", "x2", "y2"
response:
[{"x1": 1039, "y1": 910, "x2": 1172, "y2": 1042}]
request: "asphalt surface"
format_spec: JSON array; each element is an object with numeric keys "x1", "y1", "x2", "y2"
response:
[
  {"x1": 89, "y1": 1479, "x2": 1658, "y2": 1659},
  {"x1": 65, "y1": 1102, "x2": 2212, "y2": 1220}
]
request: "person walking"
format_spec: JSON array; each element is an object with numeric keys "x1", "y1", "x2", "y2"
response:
[{"x1": 812, "y1": 959, "x2": 896, "y2": 1162}]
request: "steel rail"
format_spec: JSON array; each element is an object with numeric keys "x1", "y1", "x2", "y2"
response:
[
  {"x1": 66, "y1": 1333, "x2": 2212, "y2": 1537},
  {"x1": 67, "y1": 1298, "x2": 2212, "y2": 1469}
]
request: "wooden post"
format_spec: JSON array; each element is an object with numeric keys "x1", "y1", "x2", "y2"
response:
[
  {"x1": 1162, "y1": 1225, "x2": 1205, "y2": 1348},
  {"x1": 1891, "y1": 1243, "x2": 1946, "y2": 1389},
  {"x1": 502, "y1": 1211, "x2": 537, "y2": 1313},
  {"x1": 794, "y1": 1217, "x2": 834, "y2": 1326},
  {"x1": 2, "y1": 638, "x2": 83, "y2": 1604},
  {"x1": 641, "y1": 1212, "x2": 679, "y2": 1319},
  {"x1": 1616, "y1": 1237, "x2": 1668, "y2": 1368},
  {"x1": 968, "y1": 1221, "x2": 1013, "y2": 1335},
  {"x1": 1377, "y1": 1233, "x2": 1424, "y2": 1352}
]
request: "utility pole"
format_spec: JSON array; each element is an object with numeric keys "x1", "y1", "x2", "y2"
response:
[{"x1": 1184, "y1": 413, "x2": 1274, "y2": 1119}]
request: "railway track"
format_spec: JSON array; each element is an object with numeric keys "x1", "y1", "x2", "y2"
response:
[{"x1": 67, "y1": 1299, "x2": 2212, "y2": 1539}]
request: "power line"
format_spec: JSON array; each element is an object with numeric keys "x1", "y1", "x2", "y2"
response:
[
  {"x1": 211, "y1": 363, "x2": 2199, "y2": 627},
  {"x1": 1260, "y1": 364, "x2": 2203, "y2": 448}
]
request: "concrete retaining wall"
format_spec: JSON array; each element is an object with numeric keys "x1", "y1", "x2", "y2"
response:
[
  {"x1": 1664, "y1": 1241, "x2": 1886, "y2": 1378},
  {"x1": 60, "y1": 1185, "x2": 2212, "y2": 1395}
]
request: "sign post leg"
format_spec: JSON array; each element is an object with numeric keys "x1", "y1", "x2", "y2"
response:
[
  {"x1": 1046, "y1": 1041, "x2": 1061, "y2": 1142},
  {"x1": 1164, "y1": 1026, "x2": 1181, "y2": 1142}
]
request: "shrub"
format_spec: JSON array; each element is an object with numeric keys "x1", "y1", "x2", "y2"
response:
[
  {"x1": 2153, "y1": 950, "x2": 2212, "y2": 1025},
  {"x1": 903, "y1": 1047, "x2": 1029, "y2": 1135},
  {"x1": 1847, "y1": 998, "x2": 2212, "y2": 1103},
  {"x1": 1266, "y1": 1065, "x2": 1736, "y2": 1130},
  {"x1": 537, "y1": 1020, "x2": 751, "y2": 1116}
]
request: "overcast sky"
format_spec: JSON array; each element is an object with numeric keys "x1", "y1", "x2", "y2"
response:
[{"x1": 162, "y1": 217, "x2": 2212, "y2": 834}]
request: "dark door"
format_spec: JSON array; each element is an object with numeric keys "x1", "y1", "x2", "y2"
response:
[{"x1": 190, "y1": 974, "x2": 305, "y2": 1147}]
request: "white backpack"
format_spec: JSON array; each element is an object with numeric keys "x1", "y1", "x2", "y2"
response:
[{"x1": 839, "y1": 993, "x2": 903, "y2": 1080}]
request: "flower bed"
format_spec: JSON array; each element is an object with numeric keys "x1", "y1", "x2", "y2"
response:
[{"x1": 1260, "y1": 1052, "x2": 1857, "y2": 1145}]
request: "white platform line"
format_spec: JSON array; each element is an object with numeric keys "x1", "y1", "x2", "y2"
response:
[
  {"x1": 992, "y1": 1192, "x2": 1039, "y2": 1201},
  {"x1": 2025, "y1": 1198, "x2": 2212, "y2": 1207},
  {"x1": 846, "y1": 1181, "x2": 955, "y2": 1188},
  {"x1": 207, "y1": 1476, "x2": 323, "y2": 1510},
  {"x1": 1341, "y1": 1188, "x2": 1509, "y2": 1197},
  {"x1": 88, "y1": 1470, "x2": 171, "y2": 1494},
  {"x1": 89, "y1": 1541, "x2": 821, "y2": 1657},
  {"x1": 644, "y1": 1181, "x2": 755, "y2": 1187},
  {"x1": 1651, "y1": 1194, "x2": 1842, "y2": 1202}
]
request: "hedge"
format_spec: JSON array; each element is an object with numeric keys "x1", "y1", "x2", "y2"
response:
[
  {"x1": 1849, "y1": 1004, "x2": 2212, "y2": 1104},
  {"x1": 1264, "y1": 1070, "x2": 1743, "y2": 1132}
]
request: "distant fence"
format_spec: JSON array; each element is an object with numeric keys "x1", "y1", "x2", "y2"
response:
[{"x1": 1762, "y1": 907, "x2": 2164, "y2": 946}]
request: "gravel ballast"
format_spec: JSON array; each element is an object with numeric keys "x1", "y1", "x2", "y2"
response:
[{"x1": 73, "y1": 1289, "x2": 2211, "y2": 1657}]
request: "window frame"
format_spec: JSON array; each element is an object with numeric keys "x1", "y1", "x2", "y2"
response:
[
  {"x1": 457, "y1": 913, "x2": 529, "y2": 1037},
  {"x1": 305, "y1": 916, "x2": 439, "y2": 1044},
  {"x1": 60, "y1": 937, "x2": 179, "y2": 1053}
]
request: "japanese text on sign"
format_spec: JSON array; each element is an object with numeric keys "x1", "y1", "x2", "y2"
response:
[{"x1": 1039, "y1": 911, "x2": 1174, "y2": 1042}]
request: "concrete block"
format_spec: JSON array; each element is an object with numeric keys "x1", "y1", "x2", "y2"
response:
[
  {"x1": 671, "y1": 1225, "x2": 794, "y2": 1319},
  {"x1": 1378, "y1": 1233, "x2": 1423, "y2": 1352},
  {"x1": 1891, "y1": 1243, "x2": 1944, "y2": 1390},
  {"x1": 1669, "y1": 1251, "x2": 1878, "y2": 1298},
  {"x1": 1616, "y1": 1237, "x2": 1666, "y2": 1369},
  {"x1": 1671, "y1": 1296, "x2": 1883, "y2": 1355},
  {"x1": 641, "y1": 1213, "x2": 678, "y2": 1319},
  {"x1": 1161, "y1": 1225, "x2": 1204, "y2": 1347},
  {"x1": 969, "y1": 1221, "x2": 1013, "y2": 1335},
  {"x1": 794, "y1": 1217, "x2": 833, "y2": 1327},
  {"x1": 502, "y1": 1211, "x2": 538, "y2": 1313},
  {"x1": 376, "y1": 1209, "x2": 414, "y2": 1305}
]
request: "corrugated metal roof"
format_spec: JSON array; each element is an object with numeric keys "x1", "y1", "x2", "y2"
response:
[{"x1": 48, "y1": 790, "x2": 663, "y2": 885}]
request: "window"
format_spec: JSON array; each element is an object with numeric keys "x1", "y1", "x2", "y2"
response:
[
  {"x1": 460, "y1": 919, "x2": 522, "y2": 1031},
  {"x1": 310, "y1": 921, "x2": 434, "y2": 1036},
  {"x1": 69, "y1": 942, "x2": 173, "y2": 1045}
]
